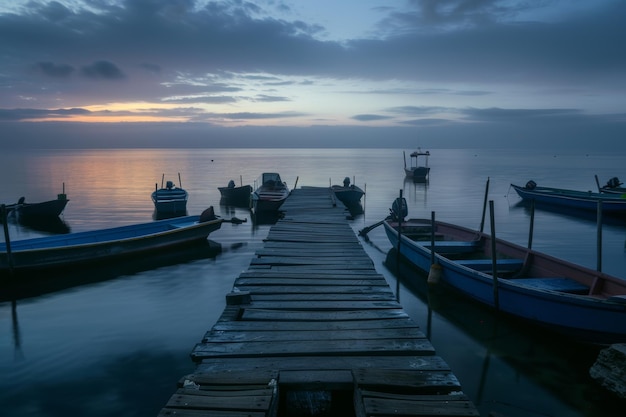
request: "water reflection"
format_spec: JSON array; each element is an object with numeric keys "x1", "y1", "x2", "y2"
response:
[
  {"x1": 384, "y1": 249, "x2": 622, "y2": 417},
  {"x1": 1, "y1": 240, "x2": 222, "y2": 302},
  {"x1": 15, "y1": 216, "x2": 71, "y2": 234}
]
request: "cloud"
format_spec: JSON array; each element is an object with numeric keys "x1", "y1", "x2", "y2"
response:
[
  {"x1": 352, "y1": 114, "x2": 392, "y2": 121},
  {"x1": 81, "y1": 61, "x2": 126, "y2": 80},
  {"x1": 35, "y1": 61, "x2": 75, "y2": 78}
]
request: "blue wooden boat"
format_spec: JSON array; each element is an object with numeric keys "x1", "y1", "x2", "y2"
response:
[
  {"x1": 383, "y1": 205, "x2": 626, "y2": 344},
  {"x1": 1, "y1": 211, "x2": 222, "y2": 273},
  {"x1": 511, "y1": 181, "x2": 626, "y2": 214},
  {"x1": 152, "y1": 173, "x2": 188, "y2": 214}
]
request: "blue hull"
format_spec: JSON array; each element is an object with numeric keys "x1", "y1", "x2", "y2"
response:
[
  {"x1": 384, "y1": 219, "x2": 626, "y2": 344},
  {"x1": 1, "y1": 215, "x2": 222, "y2": 272},
  {"x1": 511, "y1": 183, "x2": 626, "y2": 213}
]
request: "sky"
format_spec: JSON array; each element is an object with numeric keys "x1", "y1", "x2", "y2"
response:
[{"x1": 1, "y1": 0, "x2": 625, "y2": 149}]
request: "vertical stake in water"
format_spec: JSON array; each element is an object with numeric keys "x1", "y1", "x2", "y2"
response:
[
  {"x1": 1, "y1": 205, "x2": 14, "y2": 273},
  {"x1": 427, "y1": 211, "x2": 442, "y2": 285},
  {"x1": 479, "y1": 177, "x2": 490, "y2": 233},
  {"x1": 395, "y1": 189, "x2": 403, "y2": 302},
  {"x1": 527, "y1": 199, "x2": 535, "y2": 250},
  {"x1": 489, "y1": 200, "x2": 499, "y2": 310},
  {"x1": 597, "y1": 200, "x2": 603, "y2": 272}
]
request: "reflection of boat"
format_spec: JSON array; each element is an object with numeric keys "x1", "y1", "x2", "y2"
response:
[
  {"x1": 510, "y1": 181, "x2": 626, "y2": 214},
  {"x1": 152, "y1": 173, "x2": 188, "y2": 214},
  {"x1": 218, "y1": 178, "x2": 252, "y2": 207},
  {"x1": 16, "y1": 216, "x2": 71, "y2": 234},
  {"x1": 251, "y1": 172, "x2": 289, "y2": 213},
  {"x1": 383, "y1": 199, "x2": 626, "y2": 344},
  {"x1": 331, "y1": 177, "x2": 364, "y2": 205},
  {"x1": 1, "y1": 210, "x2": 222, "y2": 274},
  {"x1": 403, "y1": 149, "x2": 430, "y2": 181}
]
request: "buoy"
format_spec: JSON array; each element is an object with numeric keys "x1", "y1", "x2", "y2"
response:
[{"x1": 427, "y1": 263, "x2": 442, "y2": 285}]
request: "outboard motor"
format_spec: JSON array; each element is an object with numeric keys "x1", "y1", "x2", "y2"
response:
[
  {"x1": 228, "y1": 180, "x2": 236, "y2": 188},
  {"x1": 166, "y1": 180, "x2": 175, "y2": 189},
  {"x1": 391, "y1": 197, "x2": 408, "y2": 222},
  {"x1": 343, "y1": 177, "x2": 351, "y2": 187},
  {"x1": 606, "y1": 177, "x2": 622, "y2": 189},
  {"x1": 525, "y1": 180, "x2": 537, "y2": 190}
]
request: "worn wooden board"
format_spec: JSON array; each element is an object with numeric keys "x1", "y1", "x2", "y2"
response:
[
  {"x1": 195, "y1": 356, "x2": 452, "y2": 373},
  {"x1": 203, "y1": 327, "x2": 426, "y2": 343},
  {"x1": 210, "y1": 317, "x2": 420, "y2": 333}
]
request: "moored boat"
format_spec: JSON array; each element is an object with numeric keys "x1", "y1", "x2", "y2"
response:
[
  {"x1": 2, "y1": 184, "x2": 69, "y2": 221},
  {"x1": 383, "y1": 199, "x2": 626, "y2": 344},
  {"x1": 331, "y1": 177, "x2": 365, "y2": 205},
  {"x1": 152, "y1": 173, "x2": 188, "y2": 214},
  {"x1": 404, "y1": 149, "x2": 430, "y2": 181},
  {"x1": 1, "y1": 209, "x2": 222, "y2": 274},
  {"x1": 218, "y1": 178, "x2": 252, "y2": 207},
  {"x1": 251, "y1": 172, "x2": 289, "y2": 213},
  {"x1": 511, "y1": 181, "x2": 626, "y2": 214}
]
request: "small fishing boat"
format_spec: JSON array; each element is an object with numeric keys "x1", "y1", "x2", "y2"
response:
[
  {"x1": 383, "y1": 199, "x2": 626, "y2": 344},
  {"x1": 2, "y1": 184, "x2": 69, "y2": 221},
  {"x1": 0, "y1": 209, "x2": 222, "y2": 273},
  {"x1": 251, "y1": 172, "x2": 289, "y2": 213},
  {"x1": 152, "y1": 173, "x2": 188, "y2": 214},
  {"x1": 218, "y1": 178, "x2": 252, "y2": 207},
  {"x1": 404, "y1": 149, "x2": 430, "y2": 181},
  {"x1": 331, "y1": 177, "x2": 365, "y2": 205},
  {"x1": 511, "y1": 181, "x2": 626, "y2": 214}
]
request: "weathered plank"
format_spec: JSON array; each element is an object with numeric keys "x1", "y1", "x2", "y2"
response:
[{"x1": 203, "y1": 327, "x2": 426, "y2": 343}]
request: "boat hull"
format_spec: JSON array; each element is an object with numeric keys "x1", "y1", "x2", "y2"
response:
[
  {"x1": 218, "y1": 185, "x2": 252, "y2": 207},
  {"x1": 331, "y1": 185, "x2": 364, "y2": 204},
  {"x1": 151, "y1": 188, "x2": 188, "y2": 213},
  {"x1": 511, "y1": 183, "x2": 626, "y2": 213},
  {"x1": 1, "y1": 216, "x2": 222, "y2": 273},
  {"x1": 3, "y1": 198, "x2": 69, "y2": 220},
  {"x1": 404, "y1": 167, "x2": 430, "y2": 181},
  {"x1": 384, "y1": 219, "x2": 626, "y2": 344}
]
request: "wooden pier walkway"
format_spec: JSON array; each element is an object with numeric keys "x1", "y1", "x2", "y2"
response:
[{"x1": 158, "y1": 187, "x2": 479, "y2": 417}]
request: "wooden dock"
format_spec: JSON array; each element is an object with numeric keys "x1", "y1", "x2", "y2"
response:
[{"x1": 158, "y1": 187, "x2": 480, "y2": 417}]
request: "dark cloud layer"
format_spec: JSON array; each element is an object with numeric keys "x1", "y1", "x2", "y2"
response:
[{"x1": 0, "y1": 0, "x2": 625, "y2": 149}]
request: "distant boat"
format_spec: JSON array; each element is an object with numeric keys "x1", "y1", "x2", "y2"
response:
[
  {"x1": 2, "y1": 184, "x2": 69, "y2": 221},
  {"x1": 251, "y1": 172, "x2": 289, "y2": 213},
  {"x1": 331, "y1": 177, "x2": 365, "y2": 205},
  {"x1": 383, "y1": 199, "x2": 626, "y2": 344},
  {"x1": 152, "y1": 173, "x2": 188, "y2": 214},
  {"x1": 0, "y1": 210, "x2": 222, "y2": 274},
  {"x1": 404, "y1": 149, "x2": 430, "y2": 181},
  {"x1": 218, "y1": 178, "x2": 252, "y2": 207},
  {"x1": 511, "y1": 181, "x2": 626, "y2": 214}
]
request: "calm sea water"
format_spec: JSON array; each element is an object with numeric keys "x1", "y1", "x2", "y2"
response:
[{"x1": 1, "y1": 148, "x2": 625, "y2": 417}]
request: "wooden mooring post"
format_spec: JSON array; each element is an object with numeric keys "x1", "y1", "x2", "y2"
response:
[{"x1": 157, "y1": 186, "x2": 479, "y2": 417}]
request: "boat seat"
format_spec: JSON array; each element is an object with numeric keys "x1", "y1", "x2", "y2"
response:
[
  {"x1": 456, "y1": 258, "x2": 524, "y2": 272},
  {"x1": 512, "y1": 277, "x2": 589, "y2": 294},
  {"x1": 423, "y1": 240, "x2": 480, "y2": 255}
]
